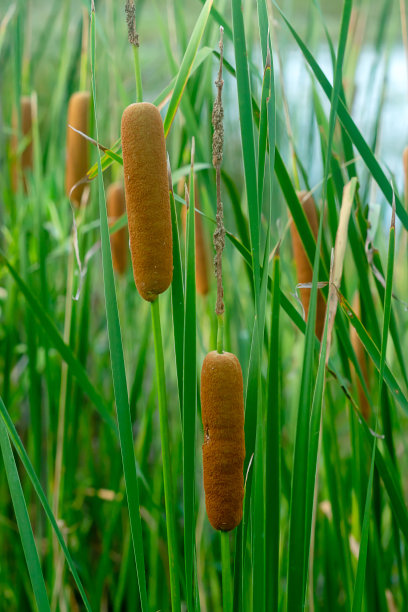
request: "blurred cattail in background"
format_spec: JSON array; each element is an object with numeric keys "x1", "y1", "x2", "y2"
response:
[
  {"x1": 107, "y1": 182, "x2": 128, "y2": 276},
  {"x1": 65, "y1": 91, "x2": 90, "y2": 206},
  {"x1": 290, "y1": 191, "x2": 326, "y2": 340},
  {"x1": 180, "y1": 181, "x2": 210, "y2": 297},
  {"x1": 121, "y1": 102, "x2": 173, "y2": 302},
  {"x1": 11, "y1": 96, "x2": 33, "y2": 193},
  {"x1": 350, "y1": 293, "x2": 371, "y2": 421}
]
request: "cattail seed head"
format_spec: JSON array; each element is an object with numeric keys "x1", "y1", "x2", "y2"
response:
[
  {"x1": 121, "y1": 102, "x2": 173, "y2": 302},
  {"x1": 107, "y1": 182, "x2": 128, "y2": 276},
  {"x1": 11, "y1": 96, "x2": 33, "y2": 193},
  {"x1": 180, "y1": 186, "x2": 210, "y2": 296},
  {"x1": 290, "y1": 191, "x2": 326, "y2": 340},
  {"x1": 350, "y1": 293, "x2": 370, "y2": 421},
  {"x1": 201, "y1": 350, "x2": 245, "y2": 531},
  {"x1": 66, "y1": 91, "x2": 91, "y2": 206}
]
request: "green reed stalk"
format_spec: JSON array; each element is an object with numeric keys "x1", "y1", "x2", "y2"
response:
[{"x1": 151, "y1": 298, "x2": 181, "y2": 612}]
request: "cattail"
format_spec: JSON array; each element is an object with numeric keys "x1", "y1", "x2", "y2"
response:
[
  {"x1": 350, "y1": 293, "x2": 370, "y2": 421},
  {"x1": 290, "y1": 191, "x2": 326, "y2": 340},
  {"x1": 11, "y1": 96, "x2": 33, "y2": 193},
  {"x1": 403, "y1": 147, "x2": 408, "y2": 204},
  {"x1": 121, "y1": 102, "x2": 173, "y2": 302},
  {"x1": 65, "y1": 91, "x2": 90, "y2": 206},
  {"x1": 107, "y1": 182, "x2": 128, "y2": 276},
  {"x1": 180, "y1": 185, "x2": 210, "y2": 296},
  {"x1": 200, "y1": 350, "x2": 245, "y2": 531}
]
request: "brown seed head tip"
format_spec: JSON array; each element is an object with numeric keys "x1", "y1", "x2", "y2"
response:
[
  {"x1": 291, "y1": 191, "x2": 326, "y2": 340},
  {"x1": 200, "y1": 351, "x2": 245, "y2": 531},
  {"x1": 121, "y1": 103, "x2": 173, "y2": 302},
  {"x1": 66, "y1": 91, "x2": 91, "y2": 206},
  {"x1": 125, "y1": 0, "x2": 139, "y2": 46},
  {"x1": 11, "y1": 96, "x2": 34, "y2": 193},
  {"x1": 107, "y1": 182, "x2": 128, "y2": 276}
]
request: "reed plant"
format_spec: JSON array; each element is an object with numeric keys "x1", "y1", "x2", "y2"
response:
[{"x1": 1, "y1": 0, "x2": 408, "y2": 610}]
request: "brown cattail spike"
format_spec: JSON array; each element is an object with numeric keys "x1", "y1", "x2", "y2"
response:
[
  {"x1": 350, "y1": 293, "x2": 370, "y2": 421},
  {"x1": 11, "y1": 96, "x2": 33, "y2": 193},
  {"x1": 107, "y1": 182, "x2": 128, "y2": 276},
  {"x1": 121, "y1": 102, "x2": 173, "y2": 302},
  {"x1": 180, "y1": 187, "x2": 210, "y2": 296},
  {"x1": 290, "y1": 191, "x2": 326, "y2": 340},
  {"x1": 66, "y1": 91, "x2": 91, "y2": 206},
  {"x1": 201, "y1": 350, "x2": 245, "y2": 531}
]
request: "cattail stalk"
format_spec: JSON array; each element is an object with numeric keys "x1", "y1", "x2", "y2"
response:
[
  {"x1": 290, "y1": 191, "x2": 326, "y2": 340},
  {"x1": 180, "y1": 185, "x2": 210, "y2": 296},
  {"x1": 350, "y1": 293, "x2": 370, "y2": 421},
  {"x1": 107, "y1": 182, "x2": 128, "y2": 276},
  {"x1": 65, "y1": 91, "x2": 90, "y2": 206},
  {"x1": 121, "y1": 99, "x2": 178, "y2": 608},
  {"x1": 201, "y1": 37, "x2": 245, "y2": 612},
  {"x1": 11, "y1": 96, "x2": 33, "y2": 193}
]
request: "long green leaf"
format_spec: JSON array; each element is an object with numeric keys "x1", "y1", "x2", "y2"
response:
[
  {"x1": 163, "y1": 0, "x2": 213, "y2": 137},
  {"x1": 0, "y1": 419, "x2": 50, "y2": 612},
  {"x1": 0, "y1": 253, "x2": 116, "y2": 433}
]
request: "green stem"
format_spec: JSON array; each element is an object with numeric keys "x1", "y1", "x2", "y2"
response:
[
  {"x1": 217, "y1": 313, "x2": 224, "y2": 353},
  {"x1": 133, "y1": 45, "x2": 143, "y2": 103},
  {"x1": 221, "y1": 531, "x2": 232, "y2": 612},
  {"x1": 151, "y1": 298, "x2": 181, "y2": 612}
]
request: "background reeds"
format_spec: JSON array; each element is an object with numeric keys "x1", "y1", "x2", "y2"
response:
[{"x1": 1, "y1": 0, "x2": 408, "y2": 610}]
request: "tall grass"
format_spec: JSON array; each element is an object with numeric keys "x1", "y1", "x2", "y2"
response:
[{"x1": 1, "y1": 0, "x2": 408, "y2": 610}]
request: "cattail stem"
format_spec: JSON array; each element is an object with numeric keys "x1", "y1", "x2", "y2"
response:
[
  {"x1": 150, "y1": 298, "x2": 181, "y2": 612},
  {"x1": 221, "y1": 531, "x2": 233, "y2": 612},
  {"x1": 125, "y1": 0, "x2": 143, "y2": 102},
  {"x1": 133, "y1": 45, "x2": 143, "y2": 103},
  {"x1": 216, "y1": 313, "x2": 224, "y2": 354}
]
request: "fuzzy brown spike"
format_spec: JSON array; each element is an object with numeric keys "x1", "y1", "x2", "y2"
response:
[
  {"x1": 107, "y1": 182, "x2": 128, "y2": 276},
  {"x1": 121, "y1": 102, "x2": 173, "y2": 302},
  {"x1": 11, "y1": 96, "x2": 33, "y2": 193},
  {"x1": 66, "y1": 91, "x2": 90, "y2": 206},
  {"x1": 201, "y1": 350, "x2": 245, "y2": 531},
  {"x1": 290, "y1": 191, "x2": 326, "y2": 341}
]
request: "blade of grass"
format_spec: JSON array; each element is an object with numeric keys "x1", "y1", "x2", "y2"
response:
[
  {"x1": 273, "y1": 0, "x2": 408, "y2": 231},
  {"x1": 0, "y1": 396, "x2": 91, "y2": 610},
  {"x1": 170, "y1": 189, "x2": 185, "y2": 415},
  {"x1": 0, "y1": 252, "x2": 116, "y2": 433},
  {"x1": 265, "y1": 252, "x2": 280, "y2": 612},
  {"x1": 183, "y1": 149, "x2": 198, "y2": 610},
  {"x1": 231, "y1": 0, "x2": 260, "y2": 299},
  {"x1": 163, "y1": 0, "x2": 213, "y2": 137},
  {"x1": 0, "y1": 419, "x2": 51, "y2": 612},
  {"x1": 353, "y1": 199, "x2": 396, "y2": 609}
]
